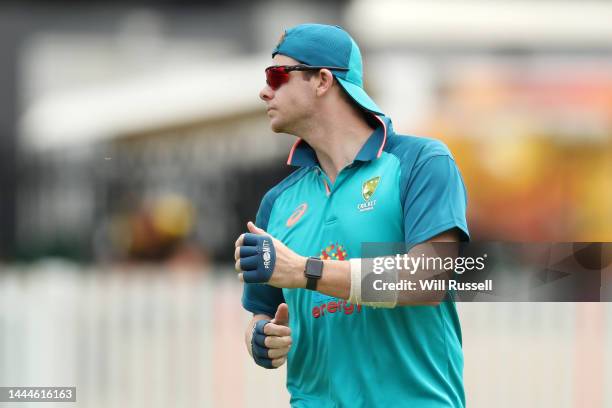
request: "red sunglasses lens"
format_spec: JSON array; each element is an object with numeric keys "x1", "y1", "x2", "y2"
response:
[{"x1": 266, "y1": 67, "x2": 289, "y2": 90}]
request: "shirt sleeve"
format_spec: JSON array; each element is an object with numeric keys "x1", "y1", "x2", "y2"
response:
[
  {"x1": 241, "y1": 193, "x2": 285, "y2": 317},
  {"x1": 403, "y1": 154, "x2": 470, "y2": 245}
]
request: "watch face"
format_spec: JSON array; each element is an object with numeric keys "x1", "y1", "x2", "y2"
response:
[{"x1": 306, "y1": 258, "x2": 323, "y2": 278}]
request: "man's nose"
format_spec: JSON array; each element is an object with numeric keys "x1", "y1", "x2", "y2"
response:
[{"x1": 259, "y1": 85, "x2": 274, "y2": 101}]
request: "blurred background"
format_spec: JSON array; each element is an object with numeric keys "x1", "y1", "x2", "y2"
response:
[{"x1": 0, "y1": 0, "x2": 611, "y2": 407}]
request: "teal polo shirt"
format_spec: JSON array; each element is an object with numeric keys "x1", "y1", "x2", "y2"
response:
[{"x1": 242, "y1": 116, "x2": 469, "y2": 408}]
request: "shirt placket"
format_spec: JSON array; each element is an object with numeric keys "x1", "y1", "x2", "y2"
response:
[{"x1": 315, "y1": 164, "x2": 356, "y2": 198}]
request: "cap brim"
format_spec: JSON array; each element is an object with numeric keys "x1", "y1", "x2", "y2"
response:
[{"x1": 336, "y1": 77, "x2": 384, "y2": 116}]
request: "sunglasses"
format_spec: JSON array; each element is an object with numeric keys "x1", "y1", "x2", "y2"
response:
[{"x1": 265, "y1": 64, "x2": 349, "y2": 90}]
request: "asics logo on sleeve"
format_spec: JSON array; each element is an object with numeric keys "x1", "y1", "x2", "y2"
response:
[{"x1": 286, "y1": 203, "x2": 308, "y2": 227}]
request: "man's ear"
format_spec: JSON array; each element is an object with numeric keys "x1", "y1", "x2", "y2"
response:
[{"x1": 315, "y1": 69, "x2": 335, "y2": 96}]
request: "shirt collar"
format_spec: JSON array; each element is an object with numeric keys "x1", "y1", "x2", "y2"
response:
[{"x1": 286, "y1": 115, "x2": 390, "y2": 167}]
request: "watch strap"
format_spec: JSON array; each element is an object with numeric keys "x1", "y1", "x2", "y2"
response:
[{"x1": 305, "y1": 257, "x2": 323, "y2": 291}]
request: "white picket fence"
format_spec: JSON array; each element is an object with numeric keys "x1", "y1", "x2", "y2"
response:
[{"x1": 0, "y1": 262, "x2": 610, "y2": 408}]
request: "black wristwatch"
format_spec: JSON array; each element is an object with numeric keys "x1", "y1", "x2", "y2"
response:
[{"x1": 304, "y1": 257, "x2": 324, "y2": 291}]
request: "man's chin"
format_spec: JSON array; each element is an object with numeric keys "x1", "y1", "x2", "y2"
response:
[{"x1": 269, "y1": 118, "x2": 287, "y2": 133}]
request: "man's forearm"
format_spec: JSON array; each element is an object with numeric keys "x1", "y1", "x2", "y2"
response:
[
  {"x1": 295, "y1": 258, "x2": 445, "y2": 306},
  {"x1": 290, "y1": 257, "x2": 441, "y2": 305},
  {"x1": 244, "y1": 228, "x2": 460, "y2": 305},
  {"x1": 284, "y1": 230, "x2": 461, "y2": 306},
  {"x1": 297, "y1": 259, "x2": 351, "y2": 300}
]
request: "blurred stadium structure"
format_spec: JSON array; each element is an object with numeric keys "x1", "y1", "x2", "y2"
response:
[{"x1": 0, "y1": 0, "x2": 611, "y2": 407}]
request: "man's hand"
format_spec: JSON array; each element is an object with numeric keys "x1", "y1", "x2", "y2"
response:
[
  {"x1": 234, "y1": 221, "x2": 306, "y2": 288},
  {"x1": 245, "y1": 303, "x2": 292, "y2": 369}
]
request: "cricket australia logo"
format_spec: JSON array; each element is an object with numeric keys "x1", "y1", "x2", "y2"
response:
[
  {"x1": 358, "y1": 176, "x2": 380, "y2": 212},
  {"x1": 262, "y1": 239, "x2": 271, "y2": 269}
]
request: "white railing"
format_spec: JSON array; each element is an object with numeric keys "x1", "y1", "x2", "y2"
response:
[{"x1": 0, "y1": 263, "x2": 610, "y2": 408}]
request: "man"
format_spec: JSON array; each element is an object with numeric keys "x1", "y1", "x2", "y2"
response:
[{"x1": 234, "y1": 24, "x2": 469, "y2": 407}]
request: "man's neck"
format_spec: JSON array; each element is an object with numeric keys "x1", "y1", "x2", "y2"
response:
[{"x1": 301, "y1": 111, "x2": 374, "y2": 184}]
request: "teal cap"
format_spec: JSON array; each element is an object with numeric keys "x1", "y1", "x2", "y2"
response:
[{"x1": 272, "y1": 23, "x2": 384, "y2": 116}]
